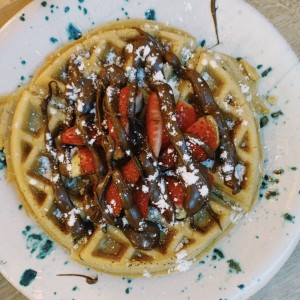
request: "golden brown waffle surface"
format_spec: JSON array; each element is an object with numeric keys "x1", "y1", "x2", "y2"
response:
[{"x1": 0, "y1": 19, "x2": 264, "y2": 277}]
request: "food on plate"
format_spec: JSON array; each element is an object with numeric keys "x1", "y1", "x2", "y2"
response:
[{"x1": 0, "y1": 19, "x2": 265, "y2": 277}]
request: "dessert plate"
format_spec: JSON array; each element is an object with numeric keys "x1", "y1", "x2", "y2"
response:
[{"x1": 0, "y1": 0, "x2": 299, "y2": 299}]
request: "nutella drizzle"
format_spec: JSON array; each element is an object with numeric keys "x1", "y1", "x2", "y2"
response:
[
  {"x1": 42, "y1": 19, "x2": 243, "y2": 250},
  {"x1": 57, "y1": 273, "x2": 98, "y2": 285},
  {"x1": 211, "y1": 0, "x2": 220, "y2": 46}
]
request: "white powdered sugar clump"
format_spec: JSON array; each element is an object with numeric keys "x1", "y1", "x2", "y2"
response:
[
  {"x1": 234, "y1": 163, "x2": 246, "y2": 184},
  {"x1": 176, "y1": 166, "x2": 199, "y2": 186},
  {"x1": 239, "y1": 82, "x2": 250, "y2": 94},
  {"x1": 230, "y1": 204, "x2": 245, "y2": 224},
  {"x1": 143, "y1": 270, "x2": 152, "y2": 278},
  {"x1": 175, "y1": 250, "x2": 192, "y2": 272},
  {"x1": 66, "y1": 82, "x2": 81, "y2": 101},
  {"x1": 66, "y1": 208, "x2": 81, "y2": 227}
]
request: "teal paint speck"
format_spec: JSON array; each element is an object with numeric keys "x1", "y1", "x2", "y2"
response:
[
  {"x1": 20, "y1": 269, "x2": 37, "y2": 287},
  {"x1": 37, "y1": 240, "x2": 54, "y2": 259},
  {"x1": 78, "y1": 0, "x2": 85, "y2": 2},
  {"x1": 50, "y1": 37, "x2": 58, "y2": 43},
  {"x1": 83, "y1": 8, "x2": 88, "y2": 14},
  {"x1": 72, "y1": 286, "x2": 78, "y2": 291},
  {"x1": 196, "y1": 273, "x2": 203, "y2": 281},
  {"x1": 45, "y1": 16, "x2": 49, "y2": 21},
  {"x1": 0, "y1": 150, "x2": 6, "y2": 170},
  {"x1": 19, "y1": 204, "x2": 23, "y2": 210},
  {"x1": 227, "y1": 259, "x2": 242, "y2": 274},
  {"x1": 67, "y1": 23, "x2": 82, "y2": 40},
  {"x1": 64, "y1": 6, "x2": 70, "y2": 13},
  {"x1": 291, "y1": 166, "x2": 297, "y2": 171},
  {"x1": 257, "y1": 64, "x2": 263, "y2": 69},
  {"x1": 27, "y1": 234, "x2": 42, "y2": 254},
  {"x1": 21, "y1": 60, "x2": 26, "y2": 65},
  {"x1": 283, "y1": 213, "x2": 295, "y2": 223},
  {"x1": 199, "y1": 40, "x2": 206, "y2": 47},
  {"x1": 20, "y1": 13, "x2": 25, "y2": 21},
  {"x1": 212, "y1": 248, "x2": 224, "y2": 260},
  {"x1": 144, "y1": 9, "x2": 156, "y2": 20},
  {"x1": 22, "y1": 226, "x2": 54, "y2": 259},
  {"x1": 271, "y1": 110, "x2": 283, "y2": 119},
  {"x1": 41, "y1": 1, "x2": 47, "y2": 7},
  {"x1": 20, "y1": 76, "x2": 25, "y2": 81},
  {"x1": 238, "y1": 284, "x2": 245, "y2": 290},
  {"x1": 125, "y1": 287, "x2": 132, "y2": 294},
  {"x1": 261, "y1": 67, "x2": 272, "y2": 77}
]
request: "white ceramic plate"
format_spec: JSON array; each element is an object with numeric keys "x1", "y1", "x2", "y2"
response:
[{"x1": 0, "y1": 0, "x2": 300, "y2": 299}]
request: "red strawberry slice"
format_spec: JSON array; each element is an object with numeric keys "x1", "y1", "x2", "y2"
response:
[
  {"x1": 61, "y1": 126, "x2": 84, "y2": 145},
  {"x1": 119, "y1": 86, "x2": 143, "y2": 134},
  {"x1": 166, "y1": 177, "x2": 185, "y2": 207},
  {"x1": 77, "y1": 147, "x2": 96, "y2": 175},
  {"x1": 61, "y1": 126, "x2": 101, "y2": 145},
  {"x1": 159, "y1": 145, "x2": 177, "y2": 169},
  {"x1": 119, "y1": 86, "x2": 131, "y2": 134},
  {"x1": 146, "y1": 92, "x2": 163, "y2": 157},
  {"x1": 121, "y1": 159, "x2": 141, "y2": 183},
  {"x1": 186, "y1": 115, "x2": 219, "y2": 162},
  {"x1": 106, "y1": 182, "x2": 123, "y2": 217},
  {"x1": 176, "y1": 100, "x2": 197, "y2": 132},
  {"x1": 133, "y1": 187, "x2": 149, "y2": 218}
]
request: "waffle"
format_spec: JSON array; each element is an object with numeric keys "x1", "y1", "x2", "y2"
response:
[{"x1": 0, "y1": 19, "x2": 264, "y2": 277}]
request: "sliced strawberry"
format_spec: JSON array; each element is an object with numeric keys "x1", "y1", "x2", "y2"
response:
[
  {"x1": 146, "y1": 92, "x2": 163, "y2": 157},
  {"x1": 61, "y1": 126, "x2": 101, "y2": 145},
  {"x1": 119, "y1": 86, "x2": 143, "y2": 134},
  {"x1": 186, "y1": 115, "x2": 219, "y2": 162},
  {"x1": 106, "y1": 182, "x2": 123, "y2": 217},
  {"x1": 121, "y1": 159, "x2": 141, "y2": 184},
  {"x1": 70, "y1": 146, "x2": 97, "y2": 177},
  {"x1": 78, "y1": 147, "x2": 96, "y2": 175},
  {"x1": 159, "y1": 145, "x2": 177, "y2": 169},
  {"x1": 165, "y1": 177, "x2": 185, "y2": 207},
  {"x1": 176, "y1": 100, "x2": 197, "y2": 132},
  {"x1": 119, "y1": 86, "x2": 131, "y2": 134},
  {"x1": 133, "y1": 187, "x2": 149, "y2": 218},
  {"x1": 61, "y1": 126, "x2": 84, "y2": 145}
]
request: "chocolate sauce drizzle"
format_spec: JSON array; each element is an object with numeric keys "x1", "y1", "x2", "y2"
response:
[
  {"x1": 211, "y1": 0, "x2": 220, "y2": 46},
  {"x1": 57, "y1": 273, "x2": 98, "y2": 285},
  {"x1": 42, "y1": 23, "x2": 242, "y2": 250}
]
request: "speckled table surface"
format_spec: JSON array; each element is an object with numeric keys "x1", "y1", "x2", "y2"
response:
[{"x1": 0, "y1": 0, "x2": 299, "y2": 299}]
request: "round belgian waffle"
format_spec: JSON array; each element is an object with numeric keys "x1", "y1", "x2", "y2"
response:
[{"x1": 0, "y1": 19, "x2": 264, "y2": 277}]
